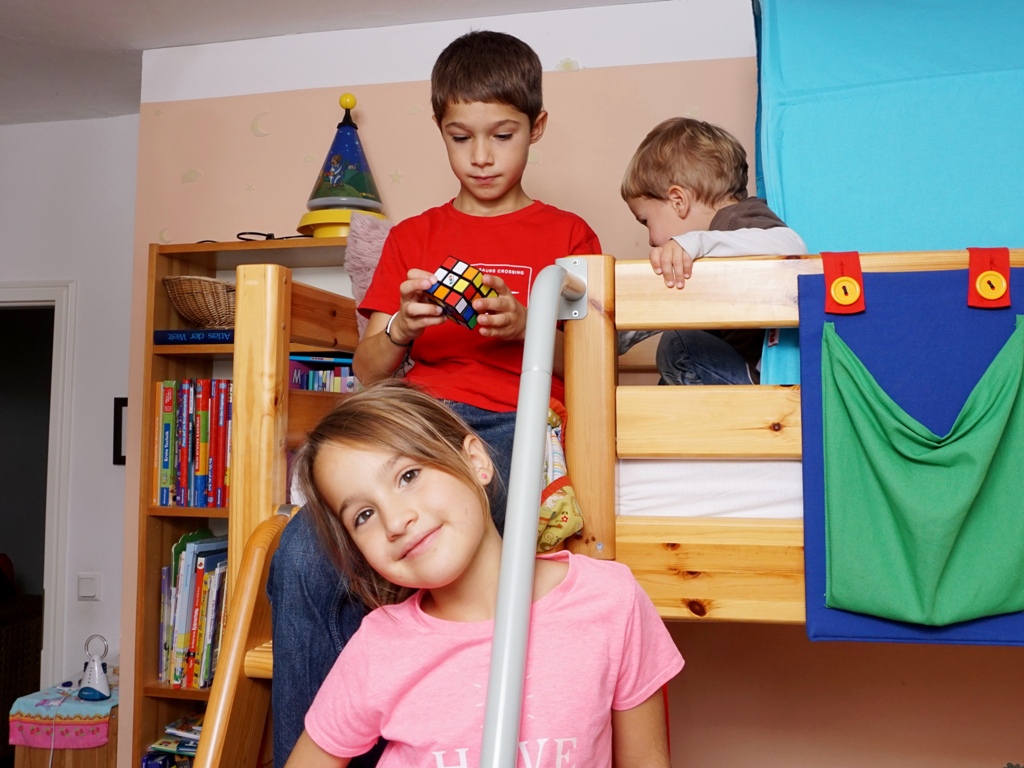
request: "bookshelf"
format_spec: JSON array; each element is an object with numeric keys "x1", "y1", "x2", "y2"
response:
[{"x1": 128, "y1": 239, "x2": 359, "y2": 766}]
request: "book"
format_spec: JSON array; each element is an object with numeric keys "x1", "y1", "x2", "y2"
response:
[
  {"x1": 158, "y1": 565, "x2": 171, "y2": 682},
  {"x1": 192, "y1": 379, "x2": 211, "y2": 507},
  {"x1": 152, "y1": 380, "x2": 163, "y2": 505},
  {"x1": 192, "y1": 568, "x2": 213, "y2": 688},
  {"x1": 169, "y1": 529, "x2": 219, "y2": 688},
  {"x1": 209, "y1": 379, "x2": 230, "y2": 507},
  {"x1": 164, "y1": 711, "x2": 204, "y2": 741},
  {"x1": 224, "y1": 386, "x2": 232, "y2": 507},
  {"x1": 159, "y1": 381, "x2": 177, "y2": 505},
  {"x1": 186, "y1": 548, "x2": 226, "y2": 688},
  {"x1": 148, "y1": 735, "x2": 199, "y2": 756},
  {"x1": 288, "y1": 353, "x2": 354, "y2": 363},
  {"x1": 154, "y1": 329, "x2": 234, "y2": 345},
  {"x1": 209, "y1": 559, "x2": 229, "y2": 683},
  {"x1": 198, "y1": 559, "x2": 226, "y2": 688},
  {"x1": 142, "y1": 750, "x2": 194, "y2": 767},
  {"x1": 176, "y1": 380, "x2": 192, "y2": 507}
]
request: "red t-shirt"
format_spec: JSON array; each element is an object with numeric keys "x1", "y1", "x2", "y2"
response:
[{"x1": 360, "y1": 201, "x2": 602, "y2": 411}]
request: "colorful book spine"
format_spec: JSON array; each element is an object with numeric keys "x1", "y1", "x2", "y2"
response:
[
  {"x1": 171, "y1": 547, "x2": 190, "y2": 687},
  {"x1": 152, "y1": 380, "x2": 163, "y2": 505},
  {"x1": 184, "y1": 380, "x2": 196, "y2": 506},
  {"x1": 193, "y1": 379, "x2": 210, "y2": 507},
  {"x1": 210, "y1": 564, "x2": 229, "y2": 683},
  {"x1": 191, "y1": 568, "x2": 212, "y2": 688},
  {"x1": 199, "y1": 562, "x2": 225, "y2": 688},
  {"x1": 206, "y1": 379, "x2": 220, "y2": 508},
  {"x1": 158, "y1": 565, "x2": 171, "y2": 682},
  {"x1": 159, "y1": 381, "x2": 177, "y2": 506},
  {"x1": 176, "y1": 380, "x2": 192, "y2": 507},
  {"x1": 185, "y1": 553, "x2": 209, "y2": 689},
  {"x1": 210, "y1": 379, "x2": 230, "y2": 507},
  {"x1": 224, "y1": 387, "x2": 232, "y2": 508},
  {"x1": 153, "y1": 329, "x2": 234, "y2": 345}
]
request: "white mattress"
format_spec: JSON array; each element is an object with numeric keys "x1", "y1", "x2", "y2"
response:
[{"x1": 616, "y1": 459, "x2": 804, "y2": 519}]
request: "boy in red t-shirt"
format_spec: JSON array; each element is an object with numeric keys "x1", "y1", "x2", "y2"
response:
[{"x1": 269, "y1": 29, "x2": 601, "y2": 768}]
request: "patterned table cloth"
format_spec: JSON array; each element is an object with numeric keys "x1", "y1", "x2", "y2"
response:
[{"x1": 8, "y1": 679, "x2": 119, "y2": 749}]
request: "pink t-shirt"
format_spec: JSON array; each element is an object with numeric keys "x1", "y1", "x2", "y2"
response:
[
  {"x1": 305, "y1": 551, "x2": 684, "y2": 767},
  {"x1": 359, "y1": 200, "x2": 602, "y2": 412}
]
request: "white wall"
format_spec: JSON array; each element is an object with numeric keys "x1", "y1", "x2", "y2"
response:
[
  {"x1": 0, "y1": 114, "x2": 139, "y2": 679},
  {"x1": 141, "y1": 0, "x2": 754, "y2": 102}
]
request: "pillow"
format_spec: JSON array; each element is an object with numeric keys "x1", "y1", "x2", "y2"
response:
[{"x1": 345, "y1": 212, "x2": 393, "y2": 339}]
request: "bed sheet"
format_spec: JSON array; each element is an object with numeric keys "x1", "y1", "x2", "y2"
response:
[{"x1": 616, "y1": 459, "x2": 803, "y2": 518}]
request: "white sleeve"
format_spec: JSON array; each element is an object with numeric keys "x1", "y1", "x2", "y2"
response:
[{"x1": 672, "y1": 227, "x2": 808, "y2": 259}]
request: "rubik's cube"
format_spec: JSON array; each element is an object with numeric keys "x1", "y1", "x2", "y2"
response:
[{"x1": 425, "y1": 257, "x2": 496, "y2": 329}]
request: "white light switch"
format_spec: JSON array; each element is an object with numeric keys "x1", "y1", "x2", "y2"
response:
[{"x1": 77, "y1": 572, "x2": 101, "y2": 601}]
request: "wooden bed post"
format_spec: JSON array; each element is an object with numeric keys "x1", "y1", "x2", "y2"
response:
[{"x1": 564, "y1": 254, "x2": 617, "y2": 560}]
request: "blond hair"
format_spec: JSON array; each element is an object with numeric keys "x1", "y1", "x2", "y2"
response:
[
  {"x1": 621, "y1": 117, "x2": 749, "y2": 205},
  {"x1": 292, "y1": 380, "x2": 492, "y2": 610}
]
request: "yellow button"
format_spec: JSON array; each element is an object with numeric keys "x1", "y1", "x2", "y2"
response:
[
  {"x1": 976, "y1": 270, "x2": 1007, "y2": 300},
  {"x1": 830, "y1": 276, "x2": 861, "y2": 306}
]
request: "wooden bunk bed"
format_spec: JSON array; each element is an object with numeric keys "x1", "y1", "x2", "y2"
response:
[
  {"x1": 194, "y1": 248, "x2": 1022, "y2": 767},
  {"x1": 561, "y1": 250, "x2": 1024, "y2": 624}
]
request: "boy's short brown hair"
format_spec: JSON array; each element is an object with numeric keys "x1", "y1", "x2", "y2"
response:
[
  {"x1": 431, "y1": 30, "x2": 543, "y2": 125},
  {"x1": 621, "y1": 117, "x2": 749, "y2": 205}
]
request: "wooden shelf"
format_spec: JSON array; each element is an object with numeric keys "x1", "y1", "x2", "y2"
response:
[
  {"x1": 128, "y1": 237, "x2": 357, "y2": 767},
  {"x1": 146, "y1": 505, "x2": 230, "y2": 520},
  {"x1": 152, "y1": 344, "x2": 234, "y2": 359},
  {"x1": 155, "y1": 238, "x2": 347, "y2": 270},
  {"x1": 142, "y1": 682, "x2": 212, "y2": 702}
]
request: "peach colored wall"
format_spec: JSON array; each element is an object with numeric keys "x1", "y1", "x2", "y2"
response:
[
  {"x1": 132, "y1": 58, "x2": 757, "y2": 259},
  {"x1": 668, "y1": 623, "x2": 1023, "y2": 767}
]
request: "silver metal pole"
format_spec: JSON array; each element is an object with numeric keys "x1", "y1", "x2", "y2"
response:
[{"x1": 479, "y1": 259, "x2": 587, "y2": 768}]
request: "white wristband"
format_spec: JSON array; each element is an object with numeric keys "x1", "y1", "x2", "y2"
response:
[{"x1": 384, "y1": 312, "x2": 412, "y2": 348}]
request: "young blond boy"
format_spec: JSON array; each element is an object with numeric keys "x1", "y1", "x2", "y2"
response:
[{"x1": 620, "y1": 117, "x2": 806, "y2": 384}]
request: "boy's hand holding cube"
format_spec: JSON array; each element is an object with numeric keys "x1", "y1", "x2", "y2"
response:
[{"x1": 425, "y1": 257, "x2": 497, "y2": 329}]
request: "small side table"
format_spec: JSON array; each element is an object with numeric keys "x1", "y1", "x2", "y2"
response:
[{"x1": 13, "y1": 705, "x2": 117, "y2": 768}]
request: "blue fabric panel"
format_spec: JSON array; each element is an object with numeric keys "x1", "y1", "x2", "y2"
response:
[
  {"x1": 759, "y1": 0, "x2": 1024, "y2": 253},
  {"x1": 799, "y1": 268, "x2": 1024, "y2": 645}
]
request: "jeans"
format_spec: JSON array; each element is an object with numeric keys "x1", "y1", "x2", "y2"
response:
[
  {"x1": 656, "y1": 329, "x2": 756, "y2": 385},
  {"x1": 267, "y1": 402, "x2": 516, "y2": 767}
]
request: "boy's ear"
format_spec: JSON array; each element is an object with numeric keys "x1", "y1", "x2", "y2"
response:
[
  {"x1": 667, "y1": 184, "x2": 692, "y2": 219},
  {"x1": 463, "y1": 434, "x2": 495, "y2": 485},
  {"x1": 529, "y1": 111, "x2": 549, "y2": 144}
]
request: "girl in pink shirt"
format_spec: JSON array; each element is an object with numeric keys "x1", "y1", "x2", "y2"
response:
[{"x1": 285, "y1": 381, "x2": 683, "y2": 768}]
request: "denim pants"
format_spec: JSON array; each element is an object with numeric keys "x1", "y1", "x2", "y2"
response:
[
  {"x1": 656, "y1": 329, "x2": 756, "y2": 385},
  {"x1": 267, "y1": 401, "x2": 515, "y2": 767}
]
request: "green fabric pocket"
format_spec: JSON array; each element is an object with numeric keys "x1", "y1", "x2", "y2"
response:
[{"x1": 822, "y1": 318, "x2": 1024, "y2": 625}]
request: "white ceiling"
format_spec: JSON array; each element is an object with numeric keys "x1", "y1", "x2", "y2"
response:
[{"x1": 0, "y1": 0, "x2": 649, "y2": 126}]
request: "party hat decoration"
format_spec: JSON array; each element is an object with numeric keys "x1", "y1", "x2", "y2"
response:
[
  {"x1": 307, "y1": 93, "x2": 383, "y2": 213},
  {"x1": 298, "y1": 93, "x2": 386, "y2": 238}
]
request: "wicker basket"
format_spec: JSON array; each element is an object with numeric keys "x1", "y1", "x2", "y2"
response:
[{"x1": 162, "y1": 275, "x2": 236, "y2": 328}]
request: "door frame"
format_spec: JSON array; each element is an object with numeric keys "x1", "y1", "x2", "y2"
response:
[{"x1": 0, "y1": 280, "x2": 75, "y2": 687}]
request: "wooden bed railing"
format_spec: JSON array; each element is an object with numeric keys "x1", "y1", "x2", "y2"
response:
[{"x1": 564, "y1": 250, "x2": 1024, "y2": 623}]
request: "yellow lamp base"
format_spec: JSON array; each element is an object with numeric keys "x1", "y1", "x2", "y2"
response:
[{"x1": 297, "y1": 208, "x2": 386, "y2": 239}]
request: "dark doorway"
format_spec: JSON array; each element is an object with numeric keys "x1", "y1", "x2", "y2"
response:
[{"x1": 0, "y1": 306, "x2": 53, "y2": 768}]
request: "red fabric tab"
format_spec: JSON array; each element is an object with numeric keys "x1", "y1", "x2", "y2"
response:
[
  {"x1": 821, "y1": 251, "x2": 866, "y2": 314},
  {"x1": 967, "y1": 247, "x2": 1011, "y2": 308}
]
